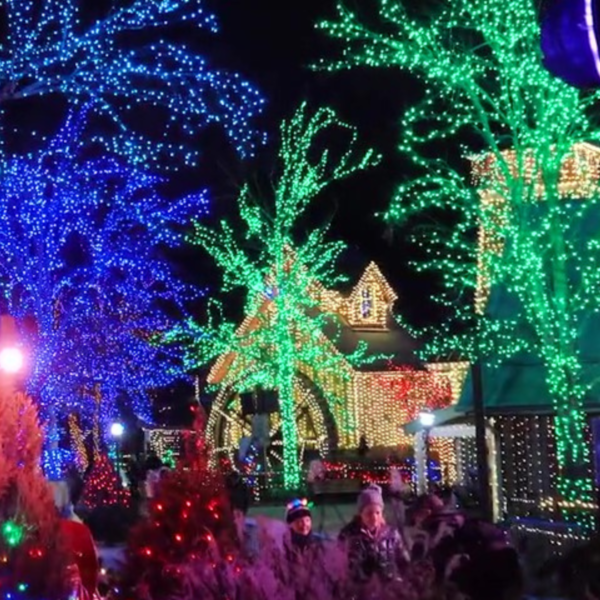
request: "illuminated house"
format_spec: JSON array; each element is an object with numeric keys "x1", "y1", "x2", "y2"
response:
[
  {"x1": 453, "y1": 143, "x2": 600, "y2": 522},
  {"x1": 205, "y1": 261, "x2": 467, "y2": 473}
]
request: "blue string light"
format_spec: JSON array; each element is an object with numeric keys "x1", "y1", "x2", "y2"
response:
[
  {"x1": 0, "y1": 108, "x2": 209, "y2": 434},
  {"x1": 0, "y1": 0, "x2": 266, "y2": 165}
]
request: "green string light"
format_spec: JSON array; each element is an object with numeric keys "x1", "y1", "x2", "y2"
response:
[
  {"x1": 319, "y1": 0, "x2": 600, "y2": 518},
  {"x1": 167, "y1": 103, "x2": 381, "y2": 490},
  {"x1": 2, "y1": 520, "x2": 25, "y2": 547}
]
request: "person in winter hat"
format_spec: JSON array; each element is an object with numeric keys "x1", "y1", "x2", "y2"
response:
[
  {"x1": 339, "y1": 484, "x2": 409, "y2": 583},
  {"x1": 285, "y1": 498, "x2": 316, "y2": 550}
]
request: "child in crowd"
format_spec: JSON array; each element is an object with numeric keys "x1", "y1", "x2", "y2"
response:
[{"x1": 339, "y1": 484, "x2": 409, "y2": 583}]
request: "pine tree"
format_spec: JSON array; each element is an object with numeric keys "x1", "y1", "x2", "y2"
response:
[
  {"x1": 0, "y1": 390, "x2": 70, "y2": 599},
  {"x1": 122, "y1": 406, "x2": 236, "y2": 599}
]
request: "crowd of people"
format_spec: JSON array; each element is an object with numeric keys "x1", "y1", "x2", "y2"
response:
[
  {"x1": 46, "y1": 454, "x2": 600, "y2": 600},
  {"x1": 227, "y1": 478, "x2": 523, "y2": 600}
]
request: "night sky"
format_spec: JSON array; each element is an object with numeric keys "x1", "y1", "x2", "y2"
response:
[{"x1": 5, "y1": 1, "x2": 448, "y2": 424}]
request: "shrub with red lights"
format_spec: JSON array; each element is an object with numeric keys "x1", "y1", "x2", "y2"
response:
[
  {"x1": 117, "y1": 405, "x2": 237, "y2": 597},
  {"x1": 82, "y1": 452, "x2": 131, "y2": 508},
  {"x1": 377, "y1": 364, "x2": 453, "y2": 423}
]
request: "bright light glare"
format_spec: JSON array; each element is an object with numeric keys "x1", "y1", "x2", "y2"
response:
[
  {"x1": 110, "y1": 422, "x2": 125, "y2": 438},
  {"x1": 419, "y1": 411, "x2": 436, "y2": 428},
  {"x1": 0, "y1": 348, "x2": 23, "y2": 373}
]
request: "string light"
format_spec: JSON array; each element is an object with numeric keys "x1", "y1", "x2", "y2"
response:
[
  {"x1": 1, "y1": 522, "x2": 24, "y2": 548},
  {"x1": 319, "y1": 0, "x2": 600, "y2": 518},
  {"x1": 203, "y1": 274, "x2": 470, "y2": 476},
  {"x1": 0, "y1": 0, "x2": 265, "y2": 165},
  {"x1": 82, "y1": 453, "x2": 130, "y2": 509},
  {"x1": 145, "y1": 429, "x2": 186, "y2": 462},
  {"x1": 0, "y1": 108, "x2": 210, "y2": 438},
  {"x1": 343, "y1": 263, "x2": 397, "y2": 329},
  {"x1": 68, "y1": 414, "x2": 88, "y2": 472},
  {"x1": 167, "y1": 103, "x2": 380, "y2": 490}
]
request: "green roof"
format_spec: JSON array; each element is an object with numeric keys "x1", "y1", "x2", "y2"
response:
[{"x1": 457, "y1": 200, "x2": 600, "y2": 413}]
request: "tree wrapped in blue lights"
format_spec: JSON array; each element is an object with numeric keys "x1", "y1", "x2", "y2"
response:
[
  {"x1": 0, "y1": 0, "x2": 265, "y2": 164},
  {"x1": 0, "y1": 108, "x2": 208, "y2": 435},
  {"x1": 168, "y1": 104, "x2": 381, "y2": 490}
]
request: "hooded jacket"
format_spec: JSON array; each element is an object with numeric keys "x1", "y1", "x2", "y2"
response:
[{"x1": 339, "y1": 517, "x2": 408, "y2": 582}]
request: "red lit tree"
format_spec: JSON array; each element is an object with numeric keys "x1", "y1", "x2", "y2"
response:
[
  {"x1": 81, "y1": 397, "x2": 130, "y2": 509},
  {"x1": 82, "y1": 453, "x2": 130, "y2": 509},
  {"x1": 0, "y1": 391, "x2": 71, "y2": 599},
  {"x1": 120, "y1": 405, "x2": 237, "y2": 598}
]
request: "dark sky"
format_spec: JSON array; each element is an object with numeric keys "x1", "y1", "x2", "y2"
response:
[{"x1": 188, "y1": 0, "x2": 440, "y2": 329}]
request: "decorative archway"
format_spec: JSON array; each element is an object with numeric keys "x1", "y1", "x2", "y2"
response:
[{"x1": 207, "y1": 374, "x2": 339, "y2": 470}]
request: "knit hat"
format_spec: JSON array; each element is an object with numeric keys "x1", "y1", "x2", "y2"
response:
[
  {"x1": 357, "y1": 484, "x2": 384, "y2": 513},
  {"x1": 285, "y1": 498, "x2": 311, "y2": 524}
]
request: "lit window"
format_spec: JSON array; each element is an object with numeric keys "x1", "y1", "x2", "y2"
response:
[{"x1": 360, "y1": 288, "x2": 372, "y2": 318}]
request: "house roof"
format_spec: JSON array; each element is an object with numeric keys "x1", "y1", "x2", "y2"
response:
[
  {"x1": 322, "y1": 314, "x2": 421, "y2": 371},
  {"x1": 208, "y1": 258, "x2": 422, "y2": 384}
]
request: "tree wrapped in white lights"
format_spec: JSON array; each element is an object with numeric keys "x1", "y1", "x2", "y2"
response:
[
  {"x1": 168, "y1": 103, "x2": 380, "y2": 490},
  {"x1": 320, "y1": 0, "x2": 600, "y2": 507}
]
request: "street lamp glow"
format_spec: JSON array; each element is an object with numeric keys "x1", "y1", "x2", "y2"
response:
[
  {"x1": 110, "y1": 422, "x2": 125, "y2": 438},
  {"x1": 419, "y1": 410, "x2": 436, "y2": 429},
  {"x1": 0, "y1": 348, "x2": 23, "y2": 373}
]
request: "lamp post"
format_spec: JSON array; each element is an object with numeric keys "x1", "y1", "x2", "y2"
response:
[
  {"x1": 110, "y1": 422, "x2": 125, "y2": 474},
  {"x1": 419, "y1": 410, "x2": 436, "y2": 492}
]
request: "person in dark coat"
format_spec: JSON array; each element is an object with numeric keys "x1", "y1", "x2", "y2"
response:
[
  {"x1": 277, "y1": 498, "x2": 341, "y2": 599},
  {"x1": 339, "y1": 484, "x2": 409, "y2": 583},
  {"x1": 226, "y1": 471, "x2": 259, "y2": 559},
  {"x1": 284, "y1": 498, "x2": 322, "y2": 562}
]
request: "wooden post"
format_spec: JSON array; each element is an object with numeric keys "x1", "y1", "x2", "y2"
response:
[{"x1": 472, "y1": 361, "x2": 493, "y2": 521}]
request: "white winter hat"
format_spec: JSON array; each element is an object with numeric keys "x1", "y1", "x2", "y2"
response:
[{"x1": 357, "y1": 484, "x2": 384, "y2": 513}]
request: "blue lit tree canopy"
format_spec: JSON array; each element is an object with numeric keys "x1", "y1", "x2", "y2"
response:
[
  {"x1": 0, "y1": 0, "x2": 265, "y2": 165},
  {"x1": 0, "y1": 109, "x2": 208, "y2": 426}
]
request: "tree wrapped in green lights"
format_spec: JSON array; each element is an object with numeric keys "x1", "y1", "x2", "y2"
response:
[
  {"x1": 320, "y1": 0, "x2": 600, "y2": 504},
  {"x1": 169, "y1": 103, "x2": 380, "y2": 490}
]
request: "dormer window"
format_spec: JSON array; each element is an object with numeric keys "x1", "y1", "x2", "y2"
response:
[
  {"x1": 346, "y1": 262, "x2": 398, "y2": 330},
  {"x1": 360, "y1": 288, "x2": 372, "y2": 318}
]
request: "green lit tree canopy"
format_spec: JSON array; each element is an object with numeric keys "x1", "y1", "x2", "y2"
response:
[
  {"x1": 320, "y1": 0, "x2": 600, "y2": 504},
  {"x1": 168, "y1": 103, "x2": 380, "y2": 489}
]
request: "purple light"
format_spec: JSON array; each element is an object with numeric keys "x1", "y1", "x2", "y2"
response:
[
  {"x1": 585, "y1": 0, "x2": 600, "y2": 79},
  {"x1": 542, "y1": 0, "x2": 600, "y2": 88}
]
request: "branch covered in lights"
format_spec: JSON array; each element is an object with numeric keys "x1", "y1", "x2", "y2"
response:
[
  {"x1": 167, "y1": 103, "x2": 381, "y2": 490},
  {"x1": 320, "y1": 0, "x2": 600, "y2": 507},
  {"x1": 0, "y1": 0, "x2": 265, "y2": 165},
  {"x1": 0, "y1": 108, "x2": 208, "y2": 429}
]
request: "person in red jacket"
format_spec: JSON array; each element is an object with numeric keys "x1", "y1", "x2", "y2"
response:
[{"x1": 50, "y1": 481, "x2": 100, "y2": 600}]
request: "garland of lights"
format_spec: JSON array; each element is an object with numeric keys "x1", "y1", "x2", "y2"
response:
[
  {"x1": 319, "y1": 0, "x2": 600, "y2": 513},
  {"x1": 167, "y1": 103, "x2": 381, "y2": 490},
  {"x1": 0, "y1": 0, "x2": 265, "y2": 165}
]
